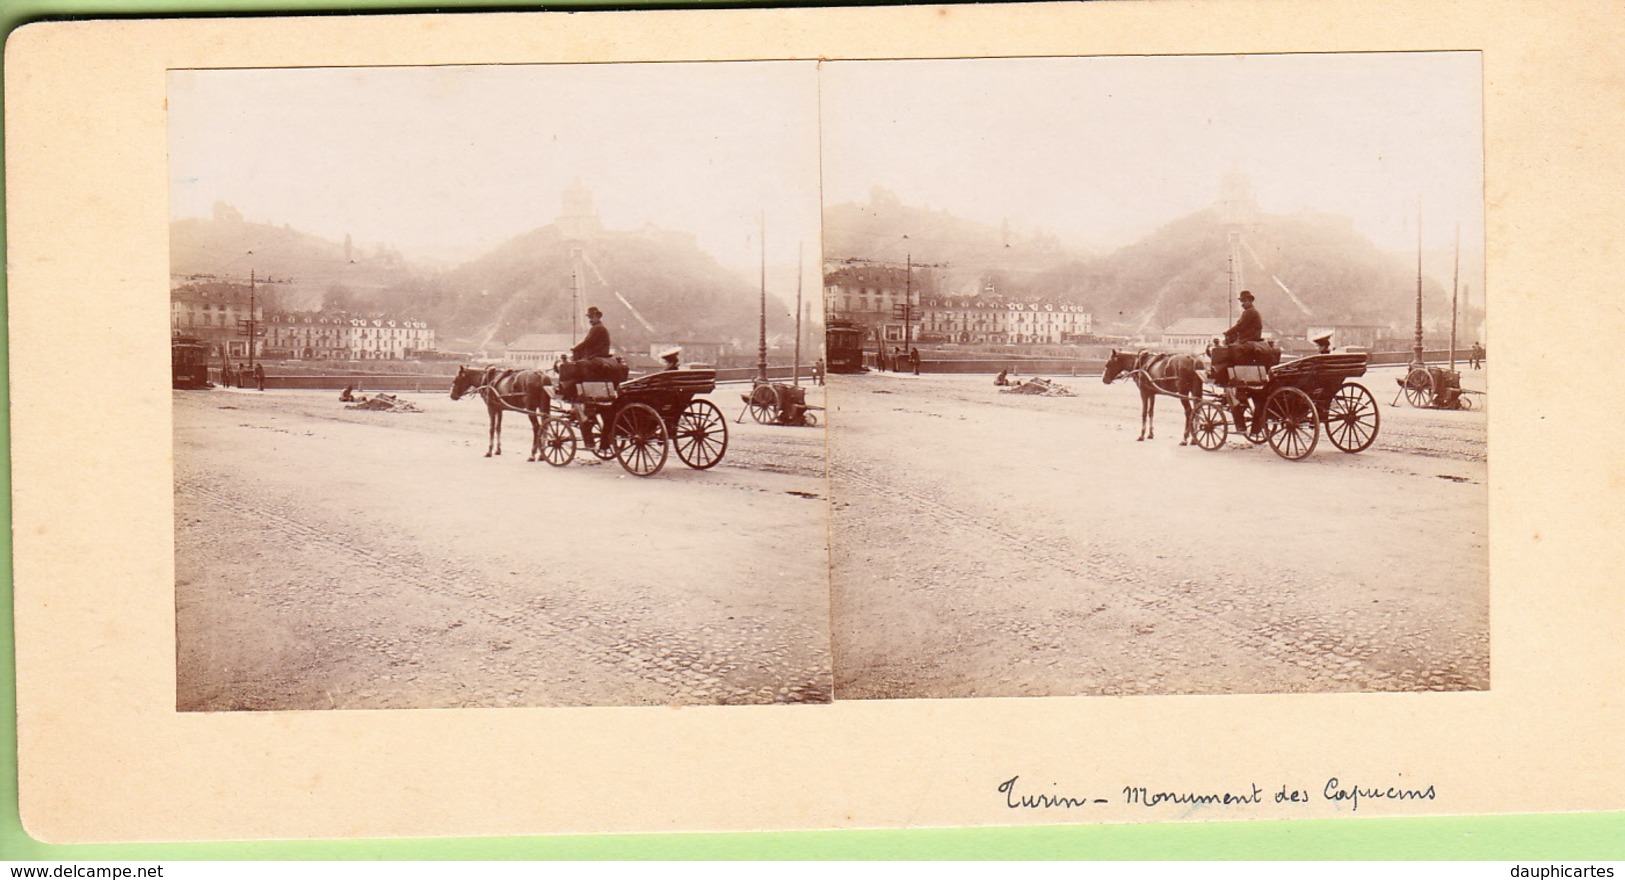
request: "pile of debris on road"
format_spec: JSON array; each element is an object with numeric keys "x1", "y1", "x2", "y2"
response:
[
  {"x1": 345, "y1": 393, "x2": 422, "y2": 413},
  {"x1": 999, "y1": 377, "x2": 1076, "y2": 397}
]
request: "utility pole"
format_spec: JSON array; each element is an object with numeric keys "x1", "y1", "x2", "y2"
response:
[
  {"x1": 793, "y1": 243, "x2": 803, "y2": 387},
  {"x1": 1450, "y1": 224, "x2": 1460, "y2": 371},
  {"x1": 1412, "y1": 202, "x2": 1425, "y2": 370},
  {"x1": 757, "y1": 213, "x2": 768, "y2": 383},
  {"x1": 903, "y1": 253, "x2": 912, "y2": 359},
  {"x1": 571, "y1": 247, "x2": 581, "y2": 341}
]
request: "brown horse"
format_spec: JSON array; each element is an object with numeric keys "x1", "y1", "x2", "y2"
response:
[
  {"x1": 450, "y1": 366, "x2": 552, "y2": 460},
  {"x1": 1102, "y1": 349, "x2": 1204, "y2": 444}
]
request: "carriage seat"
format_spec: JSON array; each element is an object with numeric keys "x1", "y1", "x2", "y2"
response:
[
  {"x1": 575, "y1": 381, "x2": 618, "y2": 402},
  {"x1": 1227, "y1": 364, "x2": 1270, "y2": 385},
  {"x1": 1209, "y1": 341, "x2": 1281, "y2": 370},
  {"x1": 557, "y1": 356, "x2": 629, "y2": 403},
  {"x1": 1208, "y1": 341, "x2": 1280, "y2": 385}
]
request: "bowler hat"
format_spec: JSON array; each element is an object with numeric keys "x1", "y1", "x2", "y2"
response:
[
  {"x1": 1238, "y1": 290, "x2": 1255, "y2": 301},
  {"x1": 586, "y1": 306, "x2": 603, "y2": 318}
]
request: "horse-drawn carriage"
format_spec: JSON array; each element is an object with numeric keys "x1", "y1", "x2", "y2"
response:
[
  {"x1": 451, "y1": 363, "x2": 729, "y2": 477},
  {"x1": 740, "y1": 381, "x2": 820, "y2": 427},
  {"x1": 1395, "y1": 365, "x2": 1480, "y2": 410},
  {"x1": 1103, "y1": 347, "x2": 1381, "y2": 461},
  {"x1": 1194, "y1": 352, "x2": 1382, "y2": 460}
]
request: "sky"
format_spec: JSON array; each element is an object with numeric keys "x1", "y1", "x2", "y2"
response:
[
  {"x1": 819, "y1": 52, "x2": 1484, "y2": 257},
  {"x1": 169, "y1": 62, "x2": 823, "y2": 279}
]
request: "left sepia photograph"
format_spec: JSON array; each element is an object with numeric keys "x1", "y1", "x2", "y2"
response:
[{"x1": 169, "y1": 62, "x2": 831, "y2": 711}]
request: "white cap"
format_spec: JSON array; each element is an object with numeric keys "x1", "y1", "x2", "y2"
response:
[{"x1": 659, "y1": 346, "x2": 681, "y2": 360}]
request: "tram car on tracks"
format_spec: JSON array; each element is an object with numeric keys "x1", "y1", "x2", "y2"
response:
[
  {"x1": 824, "y1": 319, "x2": 867, "y2": 374},
  {"x1": 171, "y1": 335, "x2": 212, "y2": 389}
]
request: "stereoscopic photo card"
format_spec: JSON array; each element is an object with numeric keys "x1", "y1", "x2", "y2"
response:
[{"x1": 7, "y1": 1, "x2": 1623, "y2": 844}]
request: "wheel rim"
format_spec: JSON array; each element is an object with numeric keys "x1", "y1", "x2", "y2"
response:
[
  {"x1": 674, "y1": 399, "x2": 728, "y2": 469},
  {"x1": 749, "y1": 385, "x2": 778, "y2": 424},
  {"x1": 1404, "y1": 369, "x2": 1432, "y2": 407},
  {"x1": 1264, "y1": 387, "x2": 1319, "y2": 460},
  {"x1": 1325, "y1": 383, "x2": 1380, "y2": 453},
  {"x1": 613, "y1": 403, "x2": 668, "y2": 476},
  {"x1": 539, "y1": 417, "x2": 576, "y2": 466},
  {"x1": 1192, "y1": 400, "x2": 1229, "y2": 451}
]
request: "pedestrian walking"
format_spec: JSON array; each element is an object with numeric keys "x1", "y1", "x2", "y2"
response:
[
  {"x1": 253, "y1": 363, "x2": 265, "y2": 391},
  {"x1": 910, "y1": 347, "x2": 920, "y2": 375}
]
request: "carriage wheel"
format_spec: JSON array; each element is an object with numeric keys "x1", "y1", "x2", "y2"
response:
[
  {"x1": 1263, "y1": 386, "x2": 1320, "y2": 461},
  {"x1": 1403, "y1": 368, "x2": 1433, "y2": 408},
  {"x1": 1458, "y1": 394, "x2": 1475, "y2": 411},
  {"x1": 674, "y1": 399, "x2": 729, "y2": 470},
  {"x1": 612, "y1": 402, "x2": 669, "y2": 477},
  {"x1": 537, "y1": 416, "x2": 576, "y2": 467},
  {"x1": 748, "y1": 384, "x2": 779, "y2": 424},
  {"x1": 1324, "y1": 382, "x2": 1380, "y2": 453},
  {"x1": 1191, "y1": 399, "x2": 1229, "y2": 451}
]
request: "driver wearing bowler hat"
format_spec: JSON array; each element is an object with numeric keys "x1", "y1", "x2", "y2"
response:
[{"x1": 572, "y1": 306, "x2": 612, "y2": 362}]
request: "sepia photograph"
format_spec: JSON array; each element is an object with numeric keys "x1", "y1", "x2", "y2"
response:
[
  {"x1": 821, "y1": 52, "x2": 1488, "y2": 700},
  {"x1": 13, "y1": 2, "x2": 1624, "y2": 846},
  {"x1": 168, "y1": 61, "x2": 832, "y2": 711}
]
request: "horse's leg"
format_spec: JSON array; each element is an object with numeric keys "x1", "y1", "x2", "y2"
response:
[
  {"x1": 527, "y1": 414, "x2": 542, "y2": 462},
  {"x1": 1179, "y1": 396, "x2": 1194, "y2": 445},
  {"x1": 488, "y1": 407, "x2": 502, "y2": 456},
  {"x1": 1144, "y1": 390, "x2": 1156, "y2": 440}
]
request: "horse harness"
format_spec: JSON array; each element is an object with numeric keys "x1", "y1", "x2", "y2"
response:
[{"x1": 1112, "y1": 352, "x2": 1204, "y2": 404}]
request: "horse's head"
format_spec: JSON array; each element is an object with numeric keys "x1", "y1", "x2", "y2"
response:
[
  {"x1": 450, "y1": 365, "x2": 478, "y2": 400},
  {"x1": 1102, "y1": 349, "x2": 1132, "y2": 384}
]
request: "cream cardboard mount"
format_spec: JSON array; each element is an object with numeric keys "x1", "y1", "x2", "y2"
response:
[{"x1": 8, "y1": 2, "x2": 1625, "y2": 843}]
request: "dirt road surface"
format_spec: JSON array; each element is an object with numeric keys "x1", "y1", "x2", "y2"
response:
[
  {"x1": 174, "y1": 383, "x2": 832, "y2": 711},
  {"x1": 829, "y1": 364, "x2": 1488, "y2": 699}
]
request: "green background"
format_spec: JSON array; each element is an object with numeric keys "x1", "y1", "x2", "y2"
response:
[{"x1": 2, "y1": 0, "x2": 1620, "y2": 860}]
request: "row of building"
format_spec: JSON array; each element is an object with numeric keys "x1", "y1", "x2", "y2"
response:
[
  {"x1": 823, "y1": 265, "x2": 1095, "y2": 346},
  {"x1": 171, "y1": 283, "x2": 437, "y2": 360}
]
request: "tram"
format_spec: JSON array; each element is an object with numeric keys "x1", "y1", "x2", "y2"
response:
[
  {"x1": 825, "y1": 319, "x2": 867, "y2": 374},
  {"x1": 172, "y1": 335, "x2": 213, "y2": 389}
]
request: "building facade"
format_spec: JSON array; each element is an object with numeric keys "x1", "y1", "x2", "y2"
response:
[
  {"x1": 263, "y1": 311, "x2": 436, "y2": 360},
  {"x1": 170, "y1": 282, "x2": 268, "y2": 360},
  {"x1": 825, "y1": 265, "x2": 1092, "y2": 346},
  {"x1": 1161, "y1": 318, "x2": 1230, "y2": 353},
  {"x1": 506, "y1": 333, "x2": 576, "y2": 367}
]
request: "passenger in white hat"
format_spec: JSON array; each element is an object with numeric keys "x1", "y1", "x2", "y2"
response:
[{"x1": 660, "y1": 346, "x2": 681, "y2": 370}]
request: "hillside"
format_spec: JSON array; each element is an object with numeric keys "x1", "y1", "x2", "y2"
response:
[
  {"x1": 824, "y1": 189, "x2": 1450, "y2": 338},
  {"x1": 823, "y1": 188, "x2": 1086, "y2": 293},
  {"x1": 435, "y1": 225, "x2": 795, "y2": 353},
  {"x1": 170, "y1": 205, "x2": 420, "y2": 312},
  {"x1": 1080, "y1": 209, "x2": 1448, "y2": 336},
  {"x1": 171, "y1": 205, "x2": 797, "y2": 353}
]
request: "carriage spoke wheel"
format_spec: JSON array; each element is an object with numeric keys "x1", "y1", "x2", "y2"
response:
[
  {"x1": 674, "y1": 399, "x2": 729, "y2": 470},
  {"x1": 1403, "y1": 368, "x2": 1433, "y2": 408},
  {"x1": 748, "y1": 384, "x2": 779, "y2": 424},
  {"x1": 1263, "y1": 386, "x2": 1320, "y2": 461},
  {"x1": 1192, "y1": 400, "x2": 1229, "y2": 451},
  {"x1": 581, "y1": 409, "x2": 615, "y2": 459},
  {"x1": 612, "y1": 402, "x2": 669, "y2": 477},
  {"x1": 537, "y1": 416, "x2": 576, "y2": 467},
  {"x1": 1325, "y1": 382, "x2": 1380, "y2": 453}
]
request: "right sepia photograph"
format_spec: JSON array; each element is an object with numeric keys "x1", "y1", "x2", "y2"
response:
[{"x1": 820, "y1": 52, "x2": 1487, "y2": 700}]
